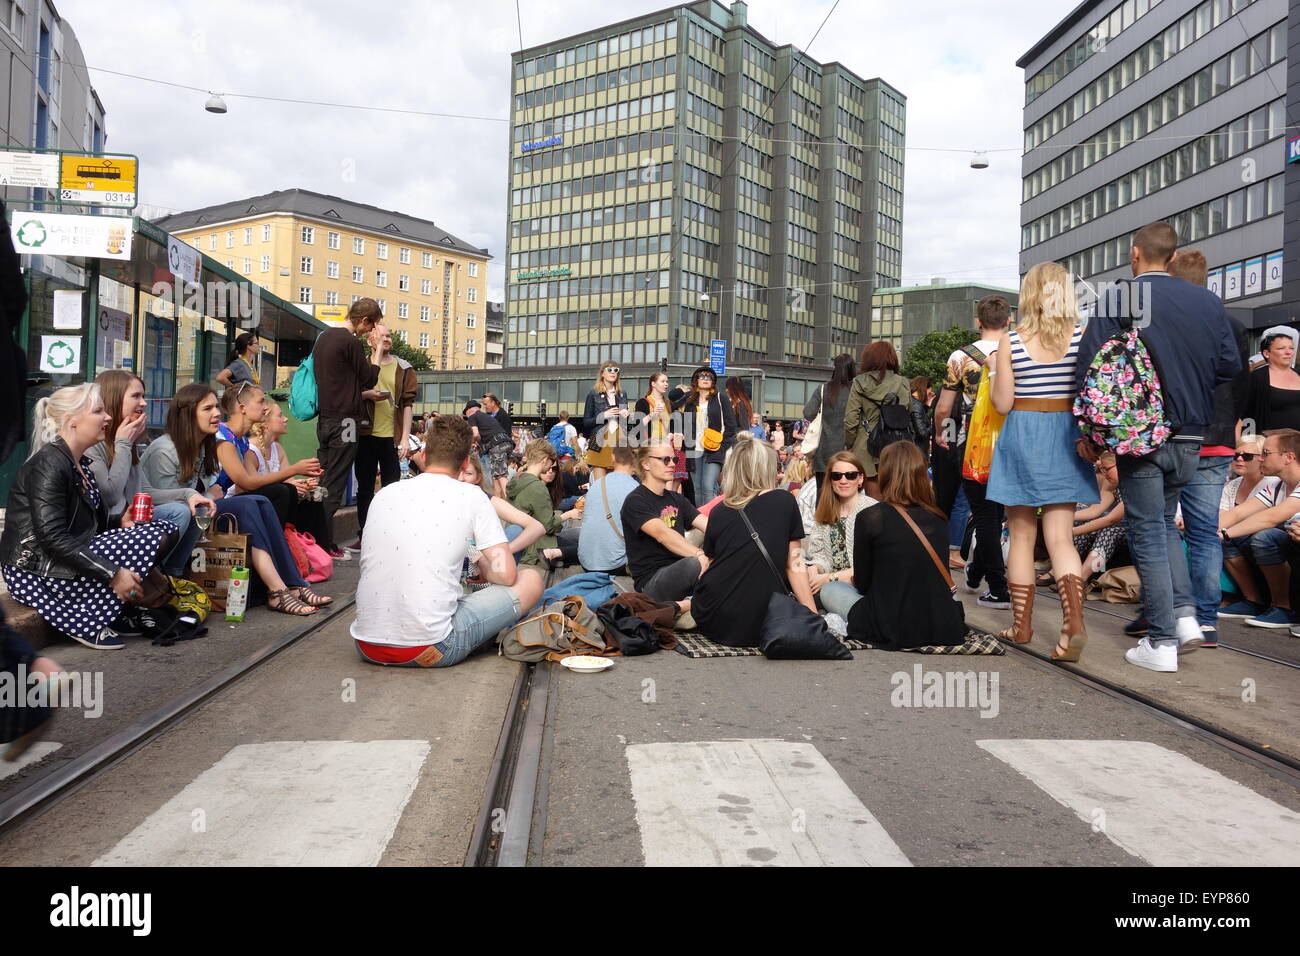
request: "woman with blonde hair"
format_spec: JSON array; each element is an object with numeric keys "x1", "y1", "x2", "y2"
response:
[
  {"x1": 581, "y1": 359, "x2": 628, "y2": 472},
  {"x1": 988, "y1": 261, "x2": 1098, "y2": 661},
  {"x1": 693, "y1": 432, "x2": 815, "y2": 647},
  {"x1": 803, "y1": 451, "x2": 876, "y2": 619}
]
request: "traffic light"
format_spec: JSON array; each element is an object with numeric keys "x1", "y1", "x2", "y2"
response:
[{"x1": 538, "y1": 400, "x2": 547, "y2": 419}]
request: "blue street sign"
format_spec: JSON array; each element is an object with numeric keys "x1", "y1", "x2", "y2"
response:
[{"x1": 709, "y1": 339, "x2": 727, "y2": 376}]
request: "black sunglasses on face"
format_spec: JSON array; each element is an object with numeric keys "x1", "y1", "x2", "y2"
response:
[
  {"x1": 829, "y1": 470, "x2": 860, "y2": 481},
  {"x1": 650, "y1": 455, "x2": 675, "y2": 466},
  {"x1": 1234, "y1": 452, "x2": 1257, "y2": 461}
]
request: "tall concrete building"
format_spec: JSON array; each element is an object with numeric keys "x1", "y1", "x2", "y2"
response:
[
  {"x1": 506, "y1": 0, "x2": 905, "y2": 373},
  {"x1": 872, "y1": 280, "x2": 1020, "y2": 357},
  {"x1": 1018, "y1": 0, "x2": 1289, "y2": 335}
]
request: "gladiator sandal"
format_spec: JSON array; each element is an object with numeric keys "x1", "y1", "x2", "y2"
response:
[
  {"x1": 1052, "y1": 573, "x2": 1089, "y2": 662},
  {"x1": 999, "y1": 582, "x2": 1035, "y2": 644}
]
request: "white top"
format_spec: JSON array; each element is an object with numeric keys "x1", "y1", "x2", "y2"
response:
[
  {"x1": 1009, "y1": 326, "x2": 1084, "y2": 399},
  {"x1": 1251, "y1": 475, "x2": 1297, "y2": 508},
  {"x1": 350, "y1": 473, "x2": 507, "y2": 648},
  {"x1": 1220, "y1": 475, "x2": 1258, "y2": 512}
]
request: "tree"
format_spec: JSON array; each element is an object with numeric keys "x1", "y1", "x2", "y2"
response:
[
  {"x1": 901, "y1": 326, "x2": 979, "y2": 387},
  {"x1": 363, "y1": 335, "x2": 431, "y2": 370}
]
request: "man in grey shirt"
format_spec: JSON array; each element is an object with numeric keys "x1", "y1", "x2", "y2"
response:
[{"x1": 578, "y1": 446, "x2": 639, "y2": 574}]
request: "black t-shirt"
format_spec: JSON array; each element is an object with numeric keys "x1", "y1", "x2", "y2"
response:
[
  {"x1": 621, "y1": 484, "x2": 700, "y2": 590},
  {"x1": 493, "y1": 407, "x2": 514, "y2": 435},
  {"x1": 468, "y1": 411, "x2": 507, "y2": 446},
  {"x1": 694, "y1": 491, "x2": 805, "y2": 648}
]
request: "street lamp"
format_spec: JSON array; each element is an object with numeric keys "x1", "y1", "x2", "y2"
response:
[{"x1": 205, "y1": 93, "x2": 228, "y2": 114}]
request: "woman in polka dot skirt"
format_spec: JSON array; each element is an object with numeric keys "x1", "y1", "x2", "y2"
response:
[{"x1": 0, "y1": 384, "x2": 179, "y2": 650}]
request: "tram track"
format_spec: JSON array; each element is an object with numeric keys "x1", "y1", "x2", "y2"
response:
[{"x1": 0, "y1": 597, "x2": 356, "y2": 837}]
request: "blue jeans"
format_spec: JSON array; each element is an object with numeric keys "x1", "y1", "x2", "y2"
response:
[
  {"x1": 356, "y1": 585, "x2": 521, "y2": 668},
  {"x1": 154, "y1": 501, "x2": 199, "y2": 576},
  {"x1": 504, "y1": 523, "x2": 525, "y2": 564},
  {"x1": 948, "y1": 484, "x2": 971, "y2": 549},
  {"x1": 1117, "y1": 441, "x2": 1199, "y2": 645},
  {"x1": 1248, "y1": 526, "x2": 1295, "y2": 567},
  {"x1": 692, "y1": 459, "x2": 721, "y2": 506},
  {"x1": 819, "y1": 580, "x2": 862, "y2": 618},
  {"x1": 1179, "y1": 456, "x2": 1230, "y2": 628}
]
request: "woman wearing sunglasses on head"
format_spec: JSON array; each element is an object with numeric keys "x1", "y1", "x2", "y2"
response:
[
  {"x1": 582, "y1": 361, "x2": 629, "y2": 472},
  {"x1": 506, "y1": 440, "x2": 581, "y2": 567},
  {"x1": 803, "y1": 451, "x2": 878, "y2": 619}
]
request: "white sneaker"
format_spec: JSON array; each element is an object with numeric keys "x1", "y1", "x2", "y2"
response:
[
  {"x1": 1174, "y1": 616, "x2": 1202, "y2": 655},
  {"x1": 1125, "y1": 637, "x2": 1178, "y2": 672}
]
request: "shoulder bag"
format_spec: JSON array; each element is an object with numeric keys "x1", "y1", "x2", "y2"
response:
[
  {"x1": 801, "y1": 387, "x2": 824, "y2": 456},
  {"x1": 701, "y1": 393, "x2": 724, "y2": 452},
  {"x1": 600, "y1": 476, "x2": 624, "y2": 541},
  {"x1": 737, "y1": 506, "x2": 851, "y2": 660}
]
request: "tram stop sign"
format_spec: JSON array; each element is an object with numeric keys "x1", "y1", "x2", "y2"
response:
[{"x1": 709, "y1": 339, "x2": 727, "y2": 377}]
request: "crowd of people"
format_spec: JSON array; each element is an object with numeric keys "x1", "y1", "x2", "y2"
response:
[{"x1": 0, "y1": 222, "x2": 1282, "y2": 682}]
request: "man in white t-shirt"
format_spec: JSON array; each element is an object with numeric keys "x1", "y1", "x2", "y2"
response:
[
  {"x1": 1217, "y1": 428, "x2": 1300, "y2": 629},
  {"x1": 351, "y1": 415, "x2": 545, "y2": 666}
]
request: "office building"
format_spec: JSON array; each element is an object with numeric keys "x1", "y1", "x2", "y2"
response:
[
  {"x1": 506, "y1": 0, "x2": 905, "y2": 373},
  {"x1": 872, "y1": 280, "x2": 1020, "y2": 357},
  {"x1": 155, "y1": 188, "x2": 491, "y2": 368},
  {"x1": 1019, "y1": 0, "x2": 1289, "y2": 334}
]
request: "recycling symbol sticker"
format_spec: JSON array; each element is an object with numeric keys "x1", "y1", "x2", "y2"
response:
[
  {"x1": 16, "y1": 219, "x2": 47, "y2": 248},
  {"x1": 45, "y1": 340, "x2": 75, "y2": 368}
]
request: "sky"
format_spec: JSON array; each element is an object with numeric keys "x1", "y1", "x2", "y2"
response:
[{"x1": 58, "y1": 0, "x2": 1074, "y2": 302}]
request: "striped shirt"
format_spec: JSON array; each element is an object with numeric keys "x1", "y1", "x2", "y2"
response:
[{"x1": 1010, "y1": 326, "x2": 1085, "y2": 399}]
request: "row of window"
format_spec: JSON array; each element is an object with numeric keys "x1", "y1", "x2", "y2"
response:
[
  {"x1": 1024, "y1": 98, "x2": 1284, "y2": 250},
  {"x1": 740, "y1": 108, "x2": 773, "y2": 141},
  {"x1": 878, "y1": 123, "x2": 904, "y2": 148},
  {"x1": 1026, "y1": 0, "x2": 1266, "y2": 151},
  {"x1": 686, "y1": 19, "x2": 722, "y2": 57},
  {"x1": 511, "y1": 159, "x2": 673, "y2": 206},
  {"x1": 736, "y1": 245, "x2": 769, "y2": 273},
  {"x1": 1026, "y1": 0, "x2": 1171, "y2": 105},
  {"x1": 685, "y1": 90, "x2": 723, "y2": 126},
  {"x1": 513, "y1": 90, "x2": 676, "y2": 144},
  {"x1": 837, "y1": 106, "x2": 866, "y2": 139},
  {"x1": 515, "y1": 20, "x2": 676, "y2": 79},
  {"x1": 297, "y1": 257, "x2": 479, "y2": 294},
  {"x1": 738, "y1": 143, "x2": 772, "y2": 173},
  {"x1": 509, "y1": 269, "x2": 672, "y2": 301},
  {"x1": 1060, "y1": 172, "x2": 1284, "y2": 280},
  {"x1": 791, "y1": 91, "x2": 822, "y2": 121},
  {"x1": 683, "y1": 198, "x2": 722, "y2": 230},
  {"x1": 514, "y1": 54, "x2": 677, "y2": 111},
  {"x1": 743, "y1": 42, "x2": 775, "y2": 75},
  {"x1": 787, "y1": 255, "x2": 816, "y2": 281},
  {"x1": 689, "y1": 56, "x2": 725, "y2": 92},
  {"x1": 508, "y1": 305, "x2": 669, "y2": 333},
  {"x1": 787, "y1": 222, "x2": 817, "y2": 249},
  {"x1": 739, "y1": 73, "x2": 774, "y2": 105},
  {"x1": 507, "y1": 343, "x2": 668, "y2": 370},
  {"x1": 510, "y1": 233, "x2": 690, "y2": 270},
  {"x1": 789, "y1": 190, "x2": 818, "y2": 217},
  {"x1": 833, "y1": 233, "x2": 861, "y2": 258},
  {"x1": 199, "y1": 226, "x2": 476, "y2": 275},
  {"x1": 735, "y1": 176, "x2": 770, "y2": 205},
  {"x1": 736, "y1": 209, "x2": 770, "y2": 239},
  {"x1": 1023, "y1": 20, "x2": 1284, "y2": 202},
  {"x1": 840, "y1": 76, "x2": 867, "y2": 107},
  {"x1": 513, "y1": 126, "x2": 675, "y2": 175}
]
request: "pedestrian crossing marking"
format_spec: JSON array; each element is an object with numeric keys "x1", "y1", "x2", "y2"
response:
[
  {"x1": 626, "y1": 739, "x2": 912, "y2": 867},
  {"x1": 977, "y1": 739, "x2": 1300, "y2": 867},
  {"x1": 92, "y1": 740, "x2": 430, "y2": 866},
  {"x1": 0, "y1": 741, "x2": 61, "y2": 780}
]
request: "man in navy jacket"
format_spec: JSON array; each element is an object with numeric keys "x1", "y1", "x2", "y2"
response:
[{"x1": 1076, "y1": 222, "x2": 1240, "y2": 673}]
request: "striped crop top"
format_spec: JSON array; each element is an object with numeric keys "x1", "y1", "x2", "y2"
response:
[{"x1": 1009, "y1": 326, "x2": 1085, "y2": 399}]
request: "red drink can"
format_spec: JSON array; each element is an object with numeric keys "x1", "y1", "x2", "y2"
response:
[{"x1": 131, "y1": 493, "x2": 153, "y2": 523}]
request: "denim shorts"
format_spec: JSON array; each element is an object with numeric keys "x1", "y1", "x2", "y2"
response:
[{"x1": 356, "y1": 585, "x2": 521, "y2": 668}]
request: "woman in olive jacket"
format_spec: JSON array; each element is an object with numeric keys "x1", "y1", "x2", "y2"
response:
[
  {"x1": 680, "y1": 366, "x2": 737, "y2": 506},
  {"x1": 843, "y1": 341, "x2": 912, "y2": 498},
  {"x1": 505, "y1": 440, "x2": 581, "y2": 567}
]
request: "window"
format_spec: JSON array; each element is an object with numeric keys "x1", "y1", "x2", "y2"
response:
[
  {"x1": 375, "y1": 270, "x2": 388, "y2": 288},
  {"x1": 261, "y1": 255, "x2": 270, "y2": 272},
  {"x1": 376, "y1": 242, "x2": 388, "y2": 260},
  {"x1": 326, "y1": 290, "x2": 338, "y2": 305},
  {"x1": 352, "y1": 266, "x2": 364, "y2": 283},
  {"x1": 301, "y1": 226, "x2": 315, "y2": 244},
  {"x1": 399, "y1": 247, "x2": 411, "y2": 264},
  {"x1": 262, "y1": 224, "x2": 271, "y2": 242},
  {"x1": 466, "y1": 314, "x2": 477, "y2": 328},
  {"x1": 209, "y1": 235, "x2": 217, "y2": 250},
  {"x1": 226, "y1": 231, "x2": 235, "y2": 248},
  {"x1": 420, "y1": 278, "x2": 431, "y2": 295},
  {"x1": 300, "y1": 256, "x2": 313, "y2": 274},
  {"x1": 242, "y1": 258, "x2": 251, "y2": 273},
  {"x1": 328, "y1": 231, "x2": 340, "y2": 249},
  {"x1": 298, "y1": 287, "x2": 312, "y2": 303},
  {"x1": 191, "y1": 238, "x2": 201, "y2": 249},
  {"x1": 466, "y1": 339, "x2": 476, "y2": 354},
  {"x1": 352, "y1": 237, "x2": 365, "y2": 254},
  {"x1": 420, "y1": 306, "x2": 430, "y2": 322},
  {"x1": 398, "y1": 302, "x2": 409, "y2": 318},
  {"x1": 419, "y1": 333, "x2": 429, "y2": 348},
  {"x1": 225, "y1": 259, "x2": 234, "y2": 269},
  {"x1": 468, "y1": 262, "x2": 479, "y2": 277},
  {"x1": 243, "y1": 227, "x2": 252, "y2": 245},
  {"x1": 327, "y1": 260, "x2": 339, "y2": 279},
  {"x1": 393, "y1": 328, "x2": 405, "y2": 343},
  {"x1": 351, "y1": 295, "x2": 361, "y2": 304},
  {"x1": 467, "y1": 287, "x2": 478, "y2": 303},
  {"x1": 398, "y1": 274, "x2": 410, "y2": 291},
  {"x1": 421, "y1": 252, "x2": 432, "y2": 268},
  {"x1": 376, "y1": 298, "x2": 387, "y2": 312}
]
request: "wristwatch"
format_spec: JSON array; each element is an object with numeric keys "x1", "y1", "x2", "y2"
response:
[{"x1": 1220, "y1": 528, "x2": 1230, "y2": 541}]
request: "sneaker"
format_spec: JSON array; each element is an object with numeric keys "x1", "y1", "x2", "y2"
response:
[
  {"x1": 977, "y1": 591, "x2": 1011, "y2": 609},
  {"x1": 69, "y1": 627, "x2": 124, "y2": 650},
  {"x1": 1124, "y1": 615, "x2": 1150, "y2": 637},
  {"x1": 1175, "y1": 616, "x2": 1203, "y2": 654},
  {"x1": 108, "y1": 607, "x2": 146, "y2": 638},
  {"x1": 1199, "y1": 625, "x2": 1218, "y2": 648},
  {"x1": 963, "y1": 570, "x2": 983, "y2": 594},
  {"x1": 344, "y1": 538, "x2": 363, "y2": 555},
  {"x1": 1217, "y1": 599, "x2": 1265, "y2": 620},
  {"x1": 1125, "y1": 637, "x2": 1177, "y2": 672},
  {"x1": 1290, "y1": 624, "x2": 1300, "y2": 639},
  {"x1": 1245, "y1": 606, "x2": 1299, "y2": 629},
  {"x1": 326, "y1": 547, "x2": 352, "y2": 562}
]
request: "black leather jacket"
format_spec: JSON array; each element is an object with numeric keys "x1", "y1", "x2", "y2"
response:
[{"x1": 0, "y1": 438, "x2": 117, "y2": 581}]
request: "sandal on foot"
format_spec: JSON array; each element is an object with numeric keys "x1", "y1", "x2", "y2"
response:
[
  {"x1": 269, "y1": 588, "x2": 316, "y2": 616},
  {"x1": 295, "y1": 586, "x2": 333, "y2": 607}
]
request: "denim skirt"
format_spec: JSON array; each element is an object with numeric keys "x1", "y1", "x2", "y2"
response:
[{"x1": 987, "y1": 409, "x2": 1099, "y2": 508}]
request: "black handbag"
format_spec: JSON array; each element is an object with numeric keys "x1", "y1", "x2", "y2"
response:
[
  {"x1": 737, "y1": 508, "x2": 852, "y2": 660},
  {"x1": 596, "y1": 603, "x2": 660, "y2": 656}
]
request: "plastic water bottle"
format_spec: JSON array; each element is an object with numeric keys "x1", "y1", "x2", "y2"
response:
[{"x1": 399, "y1": 457, "x2": 410, "y2": 478}]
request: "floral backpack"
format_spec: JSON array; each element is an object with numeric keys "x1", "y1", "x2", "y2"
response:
[{"x1": 1073, "y1": 309, "x2": 1171, "y2": 457}]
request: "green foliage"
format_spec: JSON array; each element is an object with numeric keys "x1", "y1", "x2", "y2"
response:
[
  {"x1": 363, "y1": 335, "x2": 431, "y2": 371},
  {"x1": 901, "y1": 326, "x2": 980, "y2": 386}
]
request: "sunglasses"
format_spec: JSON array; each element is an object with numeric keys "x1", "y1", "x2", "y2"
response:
[
  {"x1": 1234, "y1": 452, "x2": 1257, "y2": 461},
  {"x1": 829, "y1": 470, "x2": 860, "y2": 481},
  {"x1": 649, "y1": 455, "x2": 676, "y2": 466},
  {"x1": 603, "y1": 367, "x2": 620, "y2": 375}
]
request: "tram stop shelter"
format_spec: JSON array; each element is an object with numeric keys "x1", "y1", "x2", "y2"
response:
[{"x1": 1, "y1": 213, "x2": 327, "y2": 502}]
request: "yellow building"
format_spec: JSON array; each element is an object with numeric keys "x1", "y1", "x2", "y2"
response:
[{"x1": 154, "y1": 188, "x2": 490, "y2": 369}]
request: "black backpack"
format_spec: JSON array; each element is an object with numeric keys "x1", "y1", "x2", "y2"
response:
[{"x1": 866, "y1": 393, "x2": 916, "y2": 458}]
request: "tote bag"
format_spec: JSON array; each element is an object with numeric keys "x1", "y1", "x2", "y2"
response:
[{"x1": 187, "y1": 513, "x2": 250, "y2": 612}]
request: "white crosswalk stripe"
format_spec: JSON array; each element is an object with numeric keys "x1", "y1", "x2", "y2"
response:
[
  {"x1": 978, "y1": 739, "x2": 1300, "y2": 867},
  {"x1": 0, "y1": 741, "x2": 61, "y2": 779},
  {"x1": 93, "y1": 740, "x2": 430, "y2": 866},
  {"x1": 626, "y1": 739, "x2": 912, "y2": 867}
]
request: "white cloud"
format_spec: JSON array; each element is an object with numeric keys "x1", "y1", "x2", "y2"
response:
[{"x1": 59, "y1": 0, "x2": 1072, "y2": 307}]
